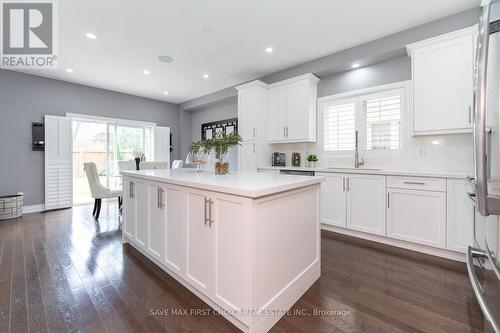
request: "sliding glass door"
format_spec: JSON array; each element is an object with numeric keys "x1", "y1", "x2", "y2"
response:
[{"x1": 72, "y1": 118, "x2": 153, "y2": 205}]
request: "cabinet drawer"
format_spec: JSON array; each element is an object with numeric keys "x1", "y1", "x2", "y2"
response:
[{"x1": 387, "y1": 176, "x2": 446, "y2": 192}]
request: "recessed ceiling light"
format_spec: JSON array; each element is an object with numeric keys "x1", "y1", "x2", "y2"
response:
[
  {"x1": 85, "y1": 32, "x2": 97, "y2": 40},
  {"x1": 158, "y1": 55, "x2": 173, "y2": 63},
  {"x1": 265, "y1": 47, "x2": 273, "y2": 53},
  {"x1": 66, "y1": 68, "x2": 74, "y2": 73},
  {"x1": 163, "y1": 91, "x2": 169, "y2": 95},
  {"x1": 203, "y1": 74, "x2": 209, "y2": 79},
  {"x1": 143, "y1": 70, "x2": 151, "y2": 75},
  {"x1": 351, "y1": 63, "x2": 360, "y2": 68}
]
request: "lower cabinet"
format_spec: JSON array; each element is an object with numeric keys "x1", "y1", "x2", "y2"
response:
[
  {"x1": 446, "y1": 179, "x2": 474, "y2": 252},
  {"x1": 347, "y1": 174, "x2": 386, "y2": 236},
  {"x1": 134, "y1": 180, "x2": 149, "y2": 249},
  {"x1": 238, "y1": 141, "x2": 257, "y2": 172},
  {"x1": 318, "y1": 173, "x2": 346, "y2": 228},
  {"x1": 318, "y1": 173, "x2": 386, "y2": 236},
  {"x1": 387, "y1": 188, "x2": 446, "y2": 248},
  {"x1": 123, "y1": 178, "x2": 136, "y2": 240}
]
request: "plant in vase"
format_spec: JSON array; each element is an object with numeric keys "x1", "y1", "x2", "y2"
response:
[
  {"x1": 306, "y1": 154, "x2": 318, "y2": 168},
  {"x1": 188, "y1": 132, "x2": 242, "y2": 174}
]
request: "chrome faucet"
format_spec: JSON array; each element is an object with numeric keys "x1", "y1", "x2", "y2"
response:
[{"x1": 354, "y1": 130, "x2": 364, "y2": 168}]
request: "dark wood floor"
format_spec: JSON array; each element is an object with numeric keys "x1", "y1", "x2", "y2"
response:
[{"x1": 0, "y1": 202, "x2": 484, "y2": 333}]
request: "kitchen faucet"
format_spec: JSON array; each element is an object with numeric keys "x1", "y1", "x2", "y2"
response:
[{"x1": 354, "y1": 130, "x2": 364, "y2": 168}]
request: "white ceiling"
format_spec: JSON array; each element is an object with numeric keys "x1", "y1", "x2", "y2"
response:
[{"x1": 11, "y1": 0, "x2": 478, "y2": 104}]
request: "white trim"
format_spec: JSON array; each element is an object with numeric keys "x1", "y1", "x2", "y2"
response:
[
  {"x1": 318, "y1": 80, "x2": 411, "y2": 103},
  {"x1": 23, "y1": 204, "x2": 45, "y2": 214},
  {"x1": 406, "y1": 25, "x2": 478, "y2": 55},
  {"x1": 322, "y1": 223, "x2": 465, "y2": 262},
  {"x1": 66, "y1": 113, "x2": 156, "y2": 127},
  {"x1": 268, "y1": 73, "x2": 319, "y2": 88}
]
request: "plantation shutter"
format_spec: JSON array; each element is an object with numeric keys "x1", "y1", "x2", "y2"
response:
[
  {"x1": 364, "y1": 92, "x2": 402, "y2": 150},
  {"x1": 323, "y1": 100, "x2": 356, "y2": 151}
]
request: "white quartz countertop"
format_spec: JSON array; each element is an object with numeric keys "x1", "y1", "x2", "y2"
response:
[
  {"x1": 121, "y1": 169, "x2": 324, "y2": 198},
  {"x1": 258, "y1": 166, "x2": 469, "y2": 179}
]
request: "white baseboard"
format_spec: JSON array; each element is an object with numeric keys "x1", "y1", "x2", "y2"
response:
[
  {"x1": 322, "y1": 223, "x2": 466, "y2": 263},
  {"x1": 23, "y1": 204, "x2": 45, "y2": 214}
]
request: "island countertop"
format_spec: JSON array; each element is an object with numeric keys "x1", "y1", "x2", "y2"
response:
[{"x1": 121, "y1": 169, "x2": 324, "y2": 198}]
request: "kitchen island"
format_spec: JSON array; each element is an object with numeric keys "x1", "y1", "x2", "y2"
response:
[{"x1": 120, "y1": 169, "x2": 323, "y2": 333}]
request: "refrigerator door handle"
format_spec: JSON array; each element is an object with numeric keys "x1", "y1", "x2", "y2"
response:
[{"x1": 466, "y1": 246, "x2": 500, "y2": 333}]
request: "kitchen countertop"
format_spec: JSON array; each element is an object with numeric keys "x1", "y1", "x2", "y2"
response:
[
  {"x1": 121, "y1": 169, "x2": 324, "y2": 198},
  {"x1": 258, "y1": 166, "x2": 469, "y2": 179}
]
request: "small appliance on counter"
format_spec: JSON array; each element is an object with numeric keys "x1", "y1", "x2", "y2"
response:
[
  {"x1": 292, "y1": 152, "x2": 301, "y2": 167},
  {"x1": 272, "y1": 152, "x2": 286, "y2": 167}
]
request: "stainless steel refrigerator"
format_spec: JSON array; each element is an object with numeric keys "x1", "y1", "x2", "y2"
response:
[{"x1": 468, "y1": 1, "x2": 500, "y2": 332}]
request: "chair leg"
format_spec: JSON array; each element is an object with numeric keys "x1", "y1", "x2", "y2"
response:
[
  {"x1": 92, "y1": 199, "x2": 98, "y2": 216},
  {"x1": 95, "y1": 199, "x2": 102, "y2": 220},
  {"x1": 118, "y1": 196, "x2": 122, "y2": 209}
]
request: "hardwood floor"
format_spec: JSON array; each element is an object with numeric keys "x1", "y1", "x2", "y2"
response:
[{"x1": 0, "y1": 202, "x2": 484, "y2": 333}]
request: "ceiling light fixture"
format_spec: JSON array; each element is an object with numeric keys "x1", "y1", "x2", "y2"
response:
[
  {"x1": 66, "y1": 68, "x2": 74, "y2": 73},
  {"x1": 158, "y1": 55, "x2": 173, "y2": 63},
  {"x1": 203, "y1": 74, "x2": 209, "y2": 79},
  {"x1": 143, "y1": 70, "x2": 151, "y2": 75},
  {"x1": 163, "y1": 91, "x2": 169, "y2": 95},
  {"x1": 265, "y1": 47, "x2": 273, "y2": 53},
  {"x1": 85, "y1": 32, "x2": 97, "y2": 40},
  {"x1": 351, "y1": 63, "x2": 360, "y2": 69}
]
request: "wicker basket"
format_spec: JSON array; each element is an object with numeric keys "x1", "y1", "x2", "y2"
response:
[{"x1": 0, "y1": 193, "x2": 23, "y2": 220}]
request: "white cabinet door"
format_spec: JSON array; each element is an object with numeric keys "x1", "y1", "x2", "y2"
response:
[
  {"x1": 318, "y1": 173, "x2": 346, "y2": 228},
  {"x1": 446, "y1": 179, "x2": 474, "y2": 252},
  {"x1": 164, "y1": 186, "x2": 186, "y2": 274},
  {"x1": 134, "y1": 181, "x2": 149, "y2": 249},
  {"x1": 238, "y1": 88, "x2": 258, "y2": 141},
  {"x1": 123, "y1": 178, "x2": 136, "y2": 240},
  {"x1": 411, "y1": 31, "x2": 474, "y2": 134},
  {"x1": 268, "y1": 86, "x2": 287, "y2": 142},
  {"x1": 286, "y1": 80, "x2": 310, "y2": 141},
  {"x1": 148, "y1": 183, "x2": 166, "y2": 261},
  {"x1": 238, "y1": 141, "x2": 257, "y2": 172},
  {"x1": 212, "y1": 193, "x2": 251, "y2": 316},
  {"x1": 185, "y1": 189, "x2": 213, "y2": 295},
  {"x1": 347, "y1": 175, "x2": 386, "y2": 236},
  {"x1": 387, "y1": 188, "x2": 446, "y2": 248}
]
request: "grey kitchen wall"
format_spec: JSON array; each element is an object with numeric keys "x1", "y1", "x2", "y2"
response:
[
  {"x1": 178, "y1": 7, "x2": 480, "y2": 159},
  {"x1": 189, "y1": 97, "x2": 237, "y2": 142},
  {"x1": 0, "y1": 69, "x2": 179, "y2": 205}
]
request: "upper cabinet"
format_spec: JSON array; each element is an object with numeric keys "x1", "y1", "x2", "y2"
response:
[
  {"x1": 268, "y1": 74, "x2": 319, "y2": 143},
  {"x1": 407, "y1": 26, "x2": 477, "y2": 135}
]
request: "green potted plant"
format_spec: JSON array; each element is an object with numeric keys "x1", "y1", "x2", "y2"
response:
[
  {"x1": 306, "y1": 154, "x2": 318, "y2": 168},
  {"x1": 188, "y1": 132, "x2": 242, "y2": 174}
]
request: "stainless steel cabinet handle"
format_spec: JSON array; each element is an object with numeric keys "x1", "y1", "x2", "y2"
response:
[
  {"x1": 403, "y1": 181, "x2": 425, "y2": 185},
  {"x1": 253, "y1": 128, "x2": 256, "y2": 138},
  {"x1": 346, "y1": 177, "x2": 350, "y2": 192},
  {"x1": 468, "y1": 105, "x2": 472, "y2": 124},
  {"x1": 130, "y1": 182, "x2": 135, "y2": 198},
  {"x1": 208, "y1": 198, "x2": 214, "y2": 226},
  {"x1": 157, "y1": 188, "x2": 164, "y2": 209},
  {"x1": 466, "y1": 246, "x2": 500, "y2": 333},
  {"x1": 204, "y1": 198, "x2": 209, "y2": 225},
  {"x1": 387, "y1": 192, "x2": 390, "y2": 209},
  {"x1": 283, "y1": 127, "x2": 286, "y2": 138},
  {"x1": 253, "y1": 143, "x2": 256, "y2": 153},
  {"x1": 286, "y1": 126, "x2": 289, "y2": 138},
  {"x1": 342, "y1": 177, "x2": 346, "y2": 192}
]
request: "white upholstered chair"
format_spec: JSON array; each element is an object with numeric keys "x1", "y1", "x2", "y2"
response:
[
  {"x1": 172, "y1": 160, "x2": 184, "y2": 169},
  {"x1": 117, "y1": 160, "x2": 135, "y2": 171},
  {"x1": 84, "y1": 162, "x2": 123, "y2": 219},
  {"x1": 139, "y1": 161, "x2": 169, "y2": 170}
]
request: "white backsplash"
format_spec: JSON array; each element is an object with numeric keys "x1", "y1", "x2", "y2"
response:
[{"x1": 269, "y1": 133, "x2": 474, "y2": 174}]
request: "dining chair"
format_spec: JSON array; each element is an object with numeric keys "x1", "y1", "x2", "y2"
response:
[
  {"x1": 172, "y1": 160, "x2": 184, "y2": 169},
  {"x1": 84, "y1": 162, "x2": 123, "y2": 220},
  {"x1": 139, "y1": 161, "x2": 169, "y2": 170}
]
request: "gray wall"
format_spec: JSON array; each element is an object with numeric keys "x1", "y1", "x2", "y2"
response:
[
  {"x1": 189, "y1": 97, "x2": 238, "y2": 143},
  {"x1": 178, "y1": 7, "x2": 479, "y2": 159},
  {"x1": 0, "y1": 69, "x2": 179, "y2": 205}
]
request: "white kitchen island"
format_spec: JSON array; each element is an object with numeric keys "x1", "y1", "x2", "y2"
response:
[{"x1": 120, "y1": 169, "x2": 323, "y2": 333}]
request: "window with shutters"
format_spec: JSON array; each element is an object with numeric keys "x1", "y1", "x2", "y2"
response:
[
  {"x1": 363, "y1": 90, "x2": 402, "y2": 150},
  {"x1": 322, "y1": 99, "x2": 356, "y2": 151},
  {"x1": 320, "y1": 84, "x2": 405, "y2": 156}
]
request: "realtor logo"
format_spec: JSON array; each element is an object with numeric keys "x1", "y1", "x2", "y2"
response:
[{"x1": 1, "y1": 0, "x2": 58, "y2": 68}]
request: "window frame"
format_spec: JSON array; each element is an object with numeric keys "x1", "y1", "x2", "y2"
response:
[
  {"x1": 320, "y1": 96, "x2": 357, "y2": 157},
  {"x1": 318, "y1": 81, "x2": 410, "y2": 159}
]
